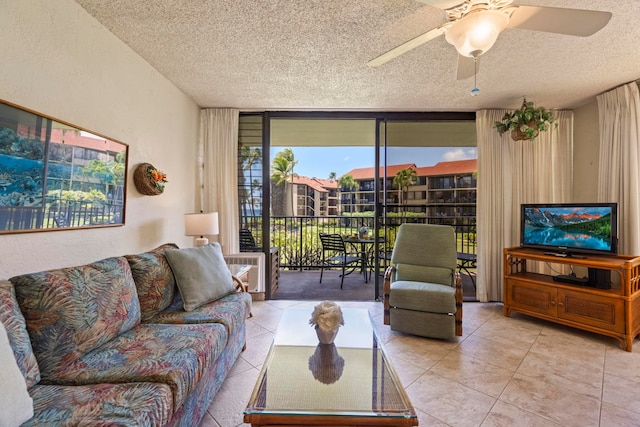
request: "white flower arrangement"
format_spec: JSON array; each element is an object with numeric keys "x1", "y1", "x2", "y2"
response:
[{"x1": 309, "y1": 301, "x2": 345, "y2": 331}]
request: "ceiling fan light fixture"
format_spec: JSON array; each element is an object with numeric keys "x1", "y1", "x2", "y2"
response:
[{"x1": 445, "y1": 10, "x2": 509, "y2": 57}]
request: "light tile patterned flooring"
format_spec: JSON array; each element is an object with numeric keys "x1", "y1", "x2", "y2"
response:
[{"x1": 199, "y1": 300, "x2": 640, "y2": 427}]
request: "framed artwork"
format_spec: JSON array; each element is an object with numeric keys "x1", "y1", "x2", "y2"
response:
[{"x1": 0, "y1": 99, "x2": 128, "y2": 234}]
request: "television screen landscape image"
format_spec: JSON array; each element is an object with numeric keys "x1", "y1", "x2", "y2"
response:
[{"x1": 521, "y1": 203, "x2": 617, "y2": 256}]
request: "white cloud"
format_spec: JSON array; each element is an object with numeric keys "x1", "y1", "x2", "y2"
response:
[
  {"x1": 443, "y1": 148, "x2": 476, "y2": 161},
  {"x1": 343, "y1": 156, "x2": 351, "y2": 161}
]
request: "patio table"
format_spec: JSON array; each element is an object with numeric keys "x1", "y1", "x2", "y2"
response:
[
  {"x1": 344, "y1": 237, "x2": 384, "y2": 282},
  {"x1": 457, "y1": 252, "x2": 477, "y2": 289}
]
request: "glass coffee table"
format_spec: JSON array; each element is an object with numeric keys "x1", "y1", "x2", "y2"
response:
[{"x1": 244, "y1": 307, "x2": 418, "y2": 426}]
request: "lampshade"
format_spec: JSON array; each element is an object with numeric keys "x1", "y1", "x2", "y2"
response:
[
  {"x1": 445, "y1": 10, "x2": 509, "y2": 58},
  {"x1": 184, "y1": 212, "x2": 219, "y2": 246}
]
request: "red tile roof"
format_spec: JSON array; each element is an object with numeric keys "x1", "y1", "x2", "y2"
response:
[
  {"x1": 342, "y1": 163, "x2": 416, "y2": 180},
  {"x1": 311, "y1": 178, "x2": 338, "y2": 189},
  {"x1": 19, "y1": 127, "x2": 125, "y2": 152},
  {"x1": 292, "y1": 176, "x2": 328, "y2": 192},
  {"x1": 341, "y1": 160, "x2": 476, "y2": 180},
  {"x1": 293, "y1": 160, "x2": 476, "y2": 189},
  {"x1": 416, "y1": 159, "x2": 477, "y2": 177}
]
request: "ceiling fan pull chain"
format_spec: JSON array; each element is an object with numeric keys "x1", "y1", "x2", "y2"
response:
[{"x1": 470, "y1": 58, "x2": 480, "y2": 96}]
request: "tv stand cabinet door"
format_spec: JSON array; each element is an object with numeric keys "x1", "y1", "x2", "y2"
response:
[
  {"x1": 557, "y1": 289, "x2": 625, "y2": 333},
  {"x1": 505, "y1": 279, "x2": 557, "y2": 318}
]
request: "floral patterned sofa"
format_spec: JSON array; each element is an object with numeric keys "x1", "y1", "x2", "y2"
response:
[{"x1": 1, "y1": 243, "x2": 252, "y2": 427}]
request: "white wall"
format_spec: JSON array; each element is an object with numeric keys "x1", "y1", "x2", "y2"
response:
[
  {"x1": 572, "y1": 99, "x2": 601, "y2": 202},
  {"x1": 0, "y1": 0, "x2": 200, "y2": 278}
]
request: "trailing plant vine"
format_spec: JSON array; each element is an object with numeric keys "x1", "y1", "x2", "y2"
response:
[{"x1": 495, "y1": 98, "x2": 556, "y2": 141}]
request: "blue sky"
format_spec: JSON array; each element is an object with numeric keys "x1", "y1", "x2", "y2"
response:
[{"x1": 270, "y1": 146, "x2": 477, "y2": 179}]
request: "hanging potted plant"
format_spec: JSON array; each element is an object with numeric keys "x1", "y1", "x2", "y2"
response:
[
  {"x1": 133, "y1": 163, "x2": 168, "y2": 195},
  {"x1": 495, "y1": 98, "x2": 556, "y2": 141}
]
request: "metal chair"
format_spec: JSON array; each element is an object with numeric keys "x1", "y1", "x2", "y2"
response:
[
  {"x1": 240, "y1": 228, "x2": 262, "y2": 252},
  {"x1": 319, "y1": 233, "x2": 364, "y2": 289},
  {"x1": 383, "y1": 223, "x2": 463, "y2": 339}
]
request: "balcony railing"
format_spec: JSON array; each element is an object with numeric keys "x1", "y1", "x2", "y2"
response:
[
  {"x1": 245, "y1": 215, "x2": 476, "y2": 270},
  {"x1": 0, "y1": 198, "x2": 124, "y2": 231}
]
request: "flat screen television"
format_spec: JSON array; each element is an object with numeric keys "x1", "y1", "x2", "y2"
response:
[{"x1": 521, "y1": 203, "x2": 618, "y2": 256}]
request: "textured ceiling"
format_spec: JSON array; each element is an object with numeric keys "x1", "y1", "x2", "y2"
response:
[{"x1": 73, "y1": 0, "x2": 640, "y2": 111}]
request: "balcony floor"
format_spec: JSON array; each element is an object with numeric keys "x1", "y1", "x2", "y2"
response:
[{"x1": 273, "y1": 269, "x2": 477, "y2": 301}]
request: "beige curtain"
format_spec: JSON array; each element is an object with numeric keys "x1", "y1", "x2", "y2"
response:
[
  {"x1": 476, "y1": 110, "x2": 573, "y2": 302},
  {"x1": 597, "y1": 82, "x2": 640, "y2": 255},
  {"x1": 199, "y1": 109, "x2": 240, "y2": 254}
]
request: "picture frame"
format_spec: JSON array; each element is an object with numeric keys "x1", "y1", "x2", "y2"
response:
[{"x1": 0, "y1": 99, "x2": 128, "y2": 234}]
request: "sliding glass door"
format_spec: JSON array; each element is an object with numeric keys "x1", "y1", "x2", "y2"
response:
[
  {"x1": 238, "y1": 112, "x2": 476, "y2": 301},
  {"x1": 269, "y1": 117, "x2": 378, "y2": 300},
  {"x1": 379, "y1": 119, "x2": 478, "y2": 300}
]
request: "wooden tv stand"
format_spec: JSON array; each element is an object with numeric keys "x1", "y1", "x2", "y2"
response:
[{"x1": 503, "y1": 247, "x2": 640, "y2": 351}]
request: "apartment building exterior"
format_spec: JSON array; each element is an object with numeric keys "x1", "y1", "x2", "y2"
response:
[
  {"x1": 291, "y1": 176, "x2": 339, "y2": 217},
  {"x1": 290, "y1": 159, "x2": 477, "y2": 219},
  {"x1": 338, "y1": 159, "x2": 476, "y2": 218}
]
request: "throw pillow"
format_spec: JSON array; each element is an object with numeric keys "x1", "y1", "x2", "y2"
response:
[
  {"x1": 0, "y1": 320, "x2": 34, "y2": 427},
  {"x1": 165, "y1": 243, "x2": 236, "y2": 311},
  {"x1": 125, "y1": 243, "x2": 178, "y2": 321}
]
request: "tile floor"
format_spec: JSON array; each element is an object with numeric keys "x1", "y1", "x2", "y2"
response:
[{"x1": 199, "y1": 300, "x2": 640, "y2": 427}]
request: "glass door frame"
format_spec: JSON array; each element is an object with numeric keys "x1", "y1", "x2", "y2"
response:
[{"x1": 254, "y1": 111, "x2": 475, "y2": 300}]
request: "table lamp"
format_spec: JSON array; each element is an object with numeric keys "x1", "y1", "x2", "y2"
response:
[{"x1": 184, "y1": 212, "x2": 219, "y2": 247}]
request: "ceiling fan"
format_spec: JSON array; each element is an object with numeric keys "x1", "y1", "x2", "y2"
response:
[{"x1": 368, "y1": 0, "x2": 612, "y2": 80}]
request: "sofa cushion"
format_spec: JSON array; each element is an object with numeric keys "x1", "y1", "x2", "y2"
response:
[
  {"x1": 125, "y1": 243, "x2": 178, "y2": 322},
  {"x1": 10, "y1": 257, "x2": 141, "y2": 378},
  {"x1": 50, "y1": 323, "x2": 227, "y2": 411},
  {"x1": 0, "y1": 320, "x2": 34, "y2": 427},
  {"x1": 149, "y1": 291, "x2": 252, "y2": 336},
  {"x1": 165, "y1": 243, "x2": 236, "y2": 311},
  {"x1": 24, "y1": 382, "x2": 172, "y2": 427},
  {"x1": 0, "y1": 280, "x2": 40, "y2": 388}
]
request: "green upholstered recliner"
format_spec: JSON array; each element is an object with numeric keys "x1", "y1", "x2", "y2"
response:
[{"x1": 383, "y1": 223, "x2": 463, "y2": 339}]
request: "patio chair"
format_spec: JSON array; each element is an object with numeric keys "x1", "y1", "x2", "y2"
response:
[
  {"x1": 319, "y1": 233, "x2": 364, "y2": 289},
  {"x1": 383, "y1": 223, "x2": 463, "y2": 339},
  {"x1": 240, "y1": 228, "x2": 262, "y2": 252}
]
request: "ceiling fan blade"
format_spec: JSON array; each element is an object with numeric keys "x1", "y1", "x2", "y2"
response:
[
  {"x1": 456, "y1": 55, "x2": 477, "y2": 80},
  {"x1": 368, "y1": 26, "x2": 447, "y2": 67},
  {"x1": 508, "y1": 6, "x2": 612, "y2": 37},
  {"x1": 414, "y1": 0, "x2": 465, "y2": 9}
]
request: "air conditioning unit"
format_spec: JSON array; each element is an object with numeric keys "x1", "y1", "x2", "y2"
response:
[{"x1": 224, "y1": 252, "x2": 265, "y2": 295}]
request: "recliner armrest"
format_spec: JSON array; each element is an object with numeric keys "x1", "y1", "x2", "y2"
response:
[
  {"x1": 454, "y1": 271, "x2": 463, "y2": 336},
  {"x1": 383, "y1": 266, "x2": 395, "y2": 325}
]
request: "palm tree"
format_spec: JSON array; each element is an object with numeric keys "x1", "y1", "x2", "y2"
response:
[
  {"x1": 328, "y1": 171, "x2": 337, "y2": 180},
  {"x1": 338, "y1": 174, "x2": 358, "y2": 214},
  {"x1": 241, "y1": 147, "x2": 261, "y2": 222},
  {"x1": 281, "y1": 148, "x2": 299, "y2": 216},
  {"x1": 393, "y1": 168, "x2": 417, "y2": 215},
  {"x1": 271, "y1": 148, "x2": 298, "y2": 216},
  {"x1": 251, "y1": 179, "x2": 262, "y2": 213},
  {"x1": 238, "y1": 147, "x2": 251, "y2": 222},
  {"x1": 271, "y1": 156, "x2": 288, "y2": 216}
]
